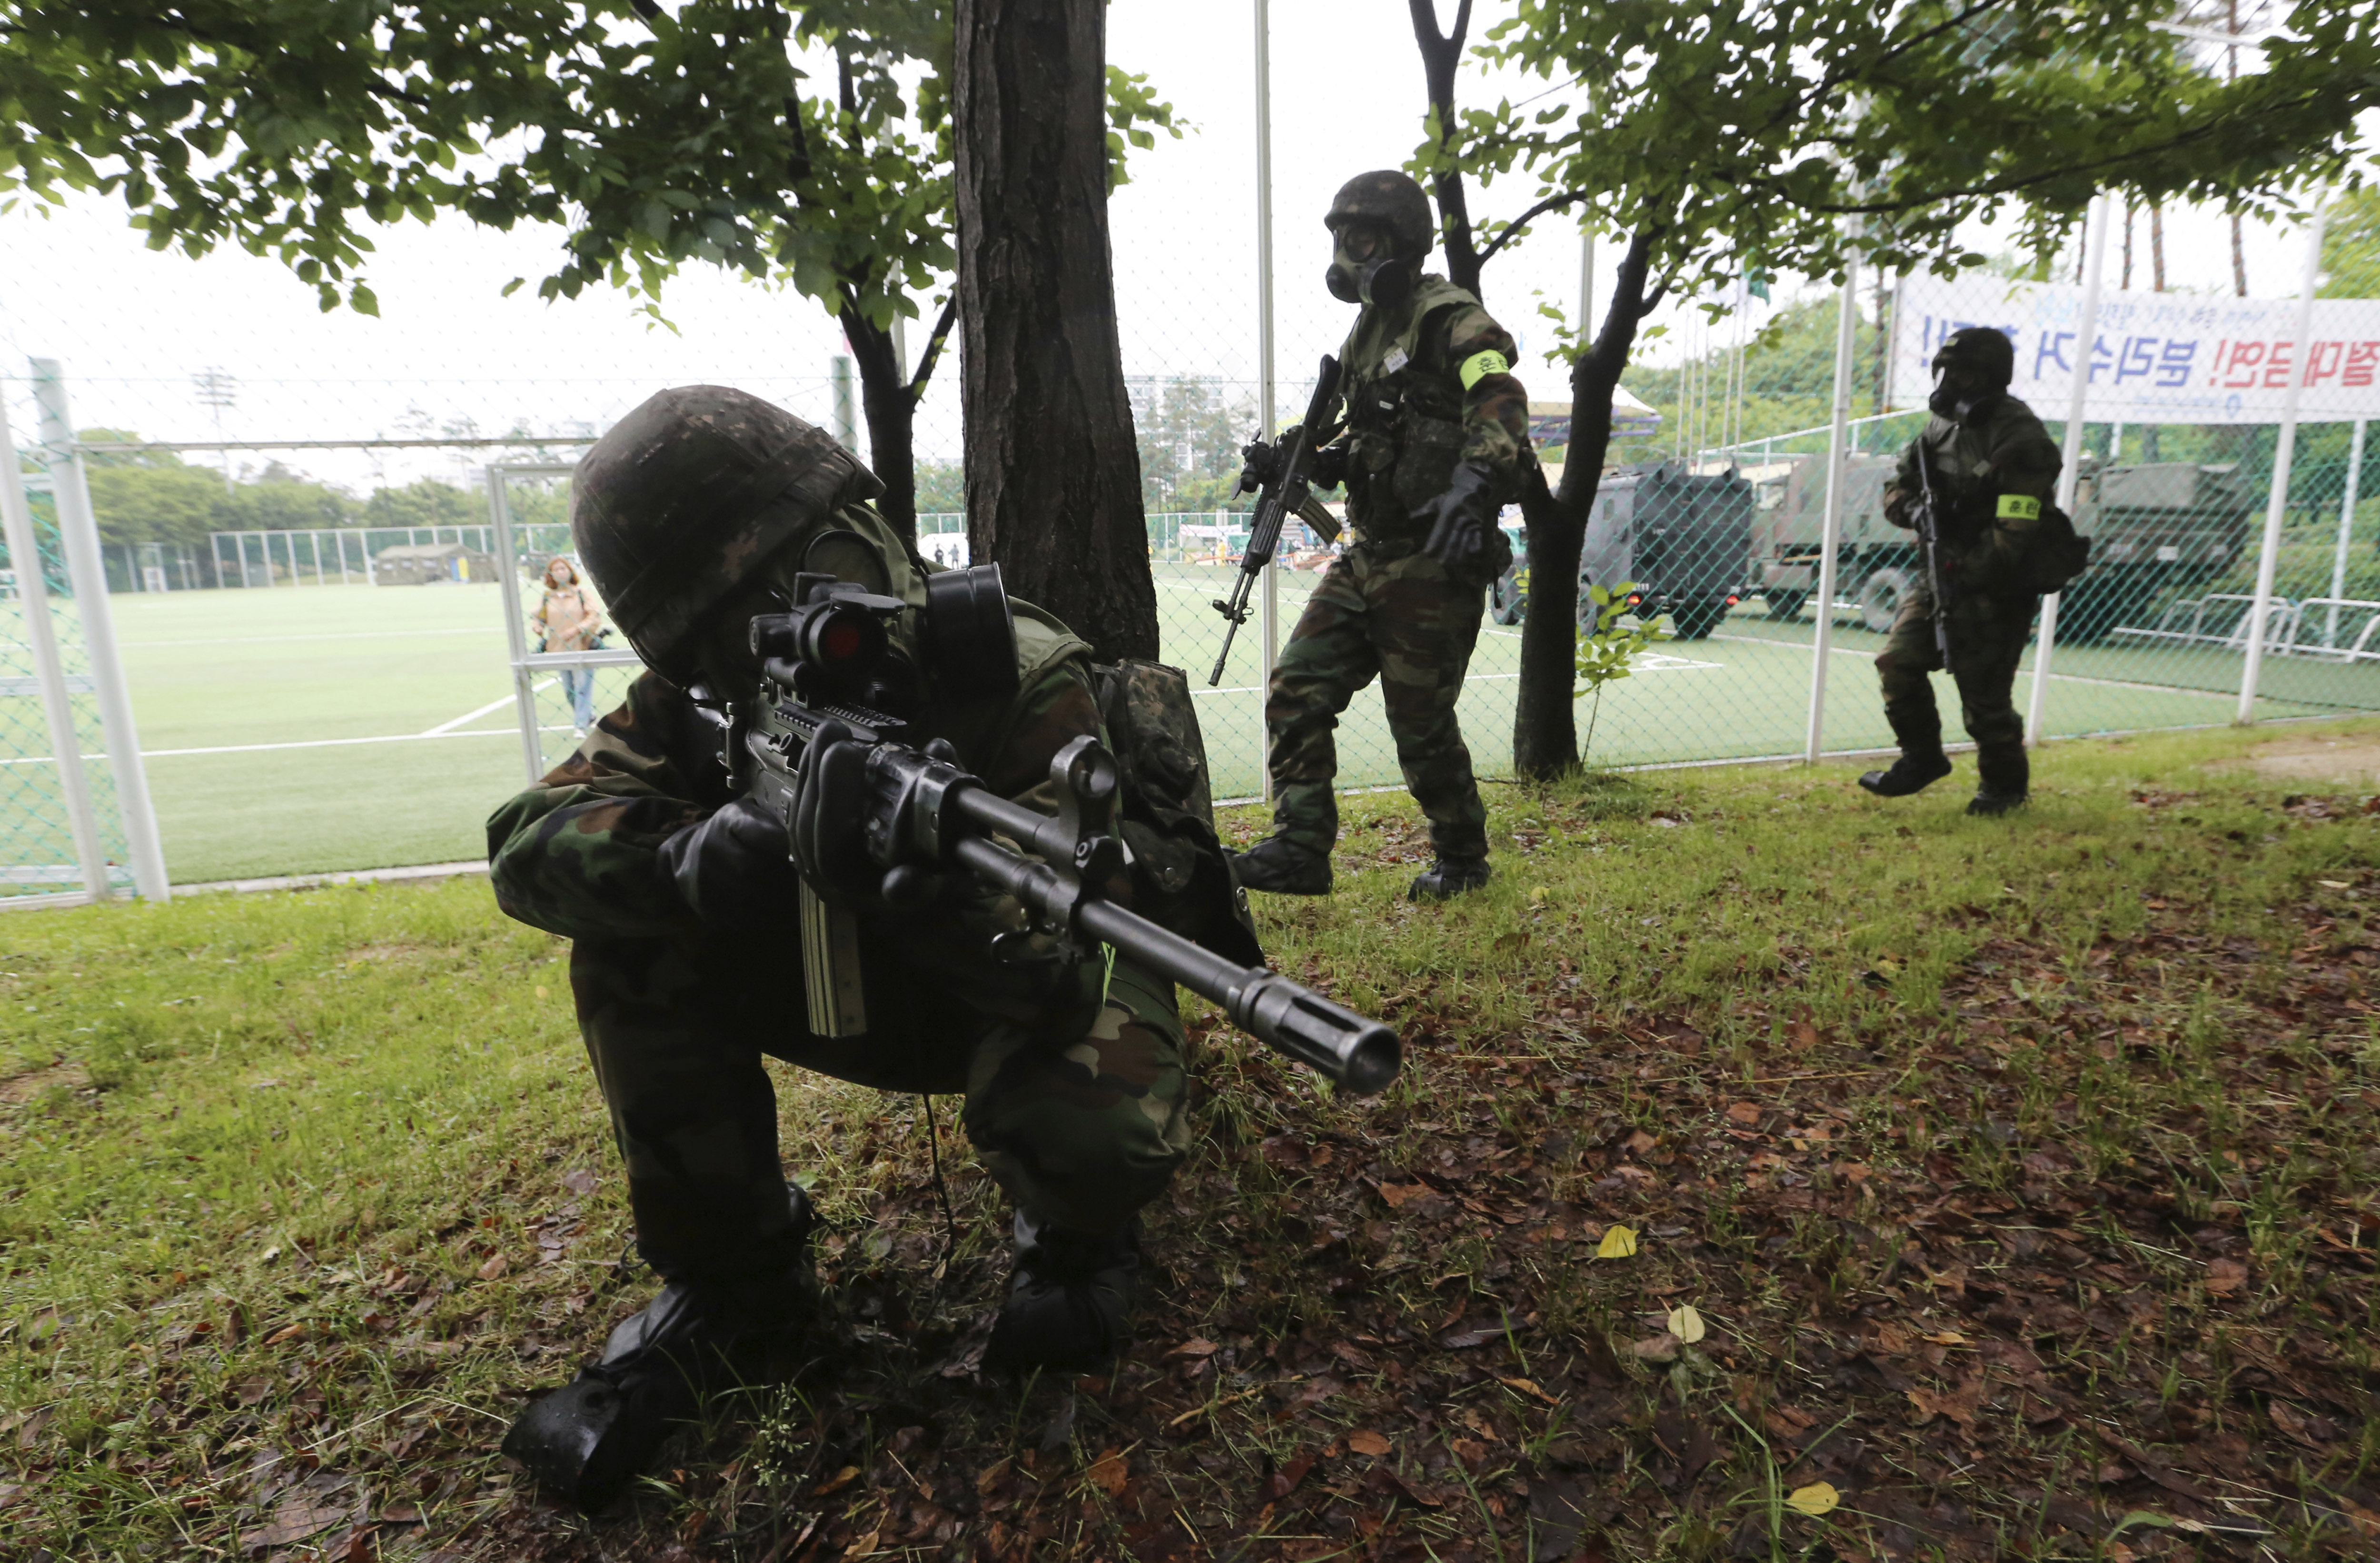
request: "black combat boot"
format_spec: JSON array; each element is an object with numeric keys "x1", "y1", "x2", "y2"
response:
[
  {"x1": 1228, "y1": 836, "x2": 1332, "y2": 896},
  {"x1": 1968, "y1": 745, "x2": 2030, "y2": 816},
  {"x1": 503, "y1": 1184, "x2": 816, "y2": 1511},
  {"x1": 1857, "y1": 706, "x2": 1954, "y2": 798},
  {"x1": 982, "y1": 1213, "x2": 1139, "y2": 1376},
  {"x1": 1408, "y1": 856, "x2": 1491, "y2": 902}
]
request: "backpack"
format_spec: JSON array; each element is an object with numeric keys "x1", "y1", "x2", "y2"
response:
[
  {"x1": 1091, "y1": 659, "x2": 1264, "y2": 968},
  {"x1": 2027, "y1": 500, "x2": 2092, "y2": 595}
]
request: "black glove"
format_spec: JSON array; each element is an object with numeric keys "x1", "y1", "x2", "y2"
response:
[
  {"x1": 1308, "y1": 439, "x2": 1349, "y2": 492},
  {"x1": 1419, "y1": 462, "x2": 1506, "y2": 580},
  {"x1": 787, "y1": 719, "x2": 880, "y2": 901},
  {"x1": 655, "y1": 796, "x2": 801, "y2": 926}
]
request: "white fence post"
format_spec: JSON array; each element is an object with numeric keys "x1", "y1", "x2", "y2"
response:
[
  {"x1": 31, "y1": 359, "x2": 170, "y2": 900},
  {"x1": 1803, "y1": 242, "x2": 1859, "y2": 762},
  {"x1": 1252, "y1": 0, "x2": 1277, "y2": 804},
  {"x1": 2027, "y1": 191, "x2": 2110, "y2": 746},
  {"x1": 2238, "y1": 197, "x2": 2331, "y2": 724},
  {"x1": 486, "y1": 466, "x2": 547, "y2": 784},
  {"x1": 0, "y1": 390, "x2": 110, "y2": 902},
  {"x1": 2327, "y1": 418, "x2": 2365, "y2": 647}
]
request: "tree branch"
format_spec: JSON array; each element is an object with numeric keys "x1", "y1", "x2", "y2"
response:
[
  {"x1": 1407, "y1": 0, "x2": 1482, "y2": 293},
  {"x1": 1778, "y1": 0, "x2": 2013, "y2": 132},
  {"x1": 1775, "y1": 91, "x2": 2344, "y2": 216},
  {"x1": 140, "y1": 9, "x2": 436, "y2": 109},
  {"x1": 1474, "y1": 189, "x2": 1589, "y2": 268},
  {"x1": 908, "y1": 294, "x2": 959, "y2": 403}
]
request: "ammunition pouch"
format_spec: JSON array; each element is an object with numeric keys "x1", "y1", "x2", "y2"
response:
[{"x1": 1092, "y1": 660, "x2": 1263, "y2": 967}]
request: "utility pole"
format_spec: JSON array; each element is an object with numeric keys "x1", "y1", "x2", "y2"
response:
[{"x1": 193, "y1": 368, "x2": 238, "y2": 496}]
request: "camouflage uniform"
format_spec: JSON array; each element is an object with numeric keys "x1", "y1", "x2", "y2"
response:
[
  {"x1": 1875, "y1": 397, "x2": 2063, "y2": 797},
  {"x1": 486, "y1": 499, "x2": 1191, "y2": 1287},
  {"x1": 1266, "y1": 276, "x2": 1532, "y2": 860}
]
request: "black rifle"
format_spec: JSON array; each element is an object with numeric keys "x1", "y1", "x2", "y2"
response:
[
  {"x1": 1910, "y1": 433, "x2": 1953, "y2": 663},
  {"x1": 1208, "y1": 355, "x2": 1343, "y2": 686},
  {"x1": 709, "y1": 566, "x2": 1400, "y2": 1096}
]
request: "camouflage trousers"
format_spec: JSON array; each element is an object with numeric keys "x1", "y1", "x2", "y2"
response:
[
  {"x1": 569, "y1": 928, "x2": 1190, "y2": 1285},
  {"x1": 1874, "y1": 577, "x2": 2039, "y2": 795},
  {"x1": 1265, "y1": 545, "x2": 1489, "y2": 860}
]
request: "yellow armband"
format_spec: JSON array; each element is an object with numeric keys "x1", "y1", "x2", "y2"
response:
[
  {"x1": 1458, "y1": 350, "x2": 1510, "y2": 391},
  {"x1": 1996, "y1": 494, "x2": 2042, "y2": 521}
]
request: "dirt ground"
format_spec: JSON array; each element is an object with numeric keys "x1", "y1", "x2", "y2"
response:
[{"x1": 2234, "y1": 731, "x2": 2380, "y2": 787}]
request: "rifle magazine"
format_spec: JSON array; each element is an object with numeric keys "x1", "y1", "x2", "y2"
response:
[{"x1": 800, "y1": 879, "x2": 870, "y2": 1038}]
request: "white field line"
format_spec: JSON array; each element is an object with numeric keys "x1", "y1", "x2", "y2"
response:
[
  {"x1": 0, "y1": 680, "x2": 581, "y2": 766},
  {"x1": 423, "y1": 678, "x2": 554, "y2": 736},
  {"x1": 0, "y1": 729, "x2": 516, "y2": 766},
  {"x1": 1710, "y1": 632, "x2": 2239, "y2": 701},
  {"x1": 122, "y1": 627, "x2": 507, "y2": 649}
]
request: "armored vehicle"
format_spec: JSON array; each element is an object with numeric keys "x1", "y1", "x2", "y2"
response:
[
  {"x1": 1750, "y1": 454, "x2": 2256, "y2": 642},
  {"x1": 2055, "y1": 462, "x2": 2257, "y2": 642},
  {"x1": 1489, "y1": 461, "x2": 1755, "y2": 639}
]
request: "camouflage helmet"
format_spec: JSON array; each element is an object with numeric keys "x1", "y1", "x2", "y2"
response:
[
  {"x1": 571, "y1": 385, "x2": 884, "y2": 683},
  {"x1": 1324, "y1": 171, "x2": 1434, "y2": 258},
  {"x1": 1931, "y1": 326, "x2": 2016, "y2": 389}
]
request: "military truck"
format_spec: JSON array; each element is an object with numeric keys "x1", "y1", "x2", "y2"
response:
[
  {"x1": 1750, "y1": 452, "x2": 2256, "y2": 641},
  {"x1": 1489, "y1": 461, "x2": 1755, "y2": 639},
  {"x1": 2054, "y1": 462, "x2": 2257, "y2": 642}
]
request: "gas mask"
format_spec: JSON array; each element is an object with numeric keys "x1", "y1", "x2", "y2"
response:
[
  {"x1": 1325, "y1": 230, "x2": 1415, "y2": 309},
  {"x1": 1927, "y1": 365, "x2": 2002, "y2": 422}
]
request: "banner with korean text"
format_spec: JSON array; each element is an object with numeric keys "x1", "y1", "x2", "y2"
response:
[{"x1": 1893, "y1": 274, "x2": 2380, "y2": 424}]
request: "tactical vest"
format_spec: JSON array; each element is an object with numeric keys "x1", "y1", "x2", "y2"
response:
[
  {"x1": 1337, "y1": 275, "x2": 1477, "y2": 540},
  {"x1": 1913, "y1": 397, "x2": 2053, "y2": 544}
]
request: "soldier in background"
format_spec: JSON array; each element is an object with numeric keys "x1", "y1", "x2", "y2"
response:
[
  {"x1": 486, "y1": 387, "x2": 1250, "y2": 1509},
  {"x1": 1859, "y1": 327, "x2": 2063, "y2": 816},
  {"x1": 1229, "y1": 171, "x2": 1533, "y2": 902}
]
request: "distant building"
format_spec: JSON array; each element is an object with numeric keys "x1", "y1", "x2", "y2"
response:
[{"x1": 372, "y1": 542, "x2": 496, "y2": 585}]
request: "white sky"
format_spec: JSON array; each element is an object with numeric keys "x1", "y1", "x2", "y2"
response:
[{"x1": 0, "y1": 0, "x2": 2326, "y2": 493}]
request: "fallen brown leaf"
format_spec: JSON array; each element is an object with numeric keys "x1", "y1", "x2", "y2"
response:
[
  {"x1": 1346, "y1": 1430, "x2": 1392, "y2": 1456},
  {"x1": 1085, "y1": 1448, "x2": 1129, "y2": 1498}
]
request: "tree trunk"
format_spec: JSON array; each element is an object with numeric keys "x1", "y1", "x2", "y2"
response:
[
  {"x1": 841, "y1": 312, "x2": 917, "y2": 538},
  {"x1": 952, "y1": 0, "x2": 1156, "y2": 661},
  {"x1": 1512, "y1": 232, "x2": 1659, "y2": 779},
  {"x1": 1407, "y1": 0, "x2": 1481, "y2": 297}
]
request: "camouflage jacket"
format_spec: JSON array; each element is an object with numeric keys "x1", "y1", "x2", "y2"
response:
[
  {"x1": 1887, "y1": 396, "x2": 2063, "y2": 586},
  {"x1": 1331, "y1": 274, "x2": 1531, "y2": 539},
  {"x1": 485, "y1": 508, "x2": 1116, "y2": 1024}
]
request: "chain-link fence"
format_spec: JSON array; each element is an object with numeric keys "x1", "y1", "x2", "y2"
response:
[
  {"x1": 0, "y1": 366, "x2": 164, "y2": 904},
  {"x1": 0, "y1": 178, "x2": 2371, "y2": 887}
]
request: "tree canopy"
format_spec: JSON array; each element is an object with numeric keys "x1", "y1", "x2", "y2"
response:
[
  {"x1": 1457, "y1": 0, "x2": 2377, "y2": 303},
  {"x1": 0, "y1": 2, "x2": 1177, "y2": 531}
]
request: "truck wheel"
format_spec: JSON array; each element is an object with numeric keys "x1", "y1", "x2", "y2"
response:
[
  {"x1": 1763, "y1": 590, "x2": 1808, "y2": 621},
  {"x1": 1669, "y1": 601, "x2": 1723, "y2": 640},
  {"x1": 1860, "y1": 566, "x2": 1913, "y2": 633}
]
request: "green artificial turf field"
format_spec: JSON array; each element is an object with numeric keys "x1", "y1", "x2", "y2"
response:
[{"x1": 0, "y1": 570, "x2": 2369, "y2": 887}]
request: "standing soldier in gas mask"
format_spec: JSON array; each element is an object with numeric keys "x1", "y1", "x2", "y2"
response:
[
  {"x1": 1859, "y1": 326, "x2": 2064, "y2": 816},
  {"x1": 1229, "y1": 171, "x2": 1533, "y2": 902}
]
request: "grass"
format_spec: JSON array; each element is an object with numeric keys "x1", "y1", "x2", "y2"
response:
[{"x1": 3, "y1": 721, "x2": 2379, "y2": 1561}]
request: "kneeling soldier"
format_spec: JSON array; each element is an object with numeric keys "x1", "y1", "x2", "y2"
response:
[{"x1": 487, "y1": 387, "x2": 1255, "y2": 1507}]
